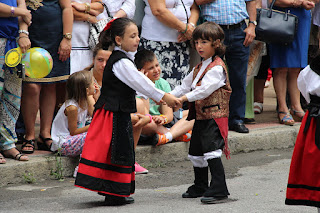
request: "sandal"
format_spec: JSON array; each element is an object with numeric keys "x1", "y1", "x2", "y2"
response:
[
  {"x1": 13, "y1": 153, "x2": 28, "y2": 161},
  {"x1": 290, "y1": 109, "x2": 305, "y2": 122},
  {"x1": 254, "y1": 102, "x2": 263, "y2": 114},
  {"x1": 0, "y1": 153, "x2": 6, "y2": 164},
  {"x1": 278, "y1": 111, "x2": 295, "y2": 126},
  {"x1": 37, "y1": 134, "x2": 53, "y2": 151},
  {"x1": 21, "y1": 138, "x2": 35, "y2": 154}
]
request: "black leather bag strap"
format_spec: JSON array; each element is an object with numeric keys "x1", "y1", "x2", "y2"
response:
[
  {"x1": 98, "y1": 1, "x2": 113, "y2": 18},
  {"x1": 180, "y1": 0, "x2": 189, "y2": 23}
]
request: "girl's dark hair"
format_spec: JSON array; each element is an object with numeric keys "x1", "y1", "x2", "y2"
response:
[
  {"x1": 134, "y1": 49, "x2": 156, "y2": 70},
  {"x1": 191, "y1": 22, "x2": 226, "y2": 56},
  {"x1": 66, "y1": 70, "x2": 92, "y2": 109},
  {"x1": 84, "y1": 42, "x2": 108, "y2": 71},
  {"x1": 99, "y1": 18, "x2": 136, "y2": 50}
]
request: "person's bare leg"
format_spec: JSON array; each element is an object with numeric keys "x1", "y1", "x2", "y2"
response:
[
  {"x1": 169, "y1": 117, "x2": 194, "y2": 139},
  {"x1": 273, "y1": 68, "x2": 293, "y2": 122},
  {"x1": 21, "y1": 83, "x2": 40, "y2": 140},
  {"x1": 39, "y1": 83, "x2": 56, "y2": 146},
  {"x1": 254, "y1": 79, "x2": 266, "y2": 103},
  {"x1": 287, "y1": 68, "x2": 304, "y2": 119},
  {"x1": 133, "y1": 98, "x2": 149, "y2": 149},
  {"x1": 21, "y1": 83, "x2": 40, "y2": 151}
]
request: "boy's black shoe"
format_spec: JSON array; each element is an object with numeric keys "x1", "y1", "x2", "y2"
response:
[
  {"x1": 182, "y1": 192, "x2": 203, "y2": 198},
  {"x1": 200, "y1": 196, "x2": 228, "y2": 204}
]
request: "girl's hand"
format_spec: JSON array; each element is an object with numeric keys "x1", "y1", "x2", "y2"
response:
[
  {"x1": 131, "y1": 114, "x2": 139, "y2": 125},
  {"x1": 133, "y1": 114, "x2": 150, "y2": 128},
  {"x1": 152, "y1": 115, "x2": 165, "y2": 125},
  {"x1": 58, "y1": 38, "x2": 71, "y2": 61},
  {"x1": 162, "y1": 93, "x2": 180, "y2": 108},
  {"x1": 17, "y1": 36, "x2": 31, "y2": 53},
  {"x1": 93, "y1": 83, "x2": 100, "y2": 101}
]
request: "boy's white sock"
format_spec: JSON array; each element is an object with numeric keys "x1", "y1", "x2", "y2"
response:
[{"x1": 165, "y1": 132, "x2": 173, "y2": 142}]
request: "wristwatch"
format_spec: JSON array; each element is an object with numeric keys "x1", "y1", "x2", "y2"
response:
[
  {"x1": 249, "y1": 21, "x2": 257, "y2": 26},
  {"x1": 63, "y1": 33, "x2": 72, "y2": 40}
]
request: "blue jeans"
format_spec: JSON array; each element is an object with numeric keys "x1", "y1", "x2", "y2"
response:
[{"x1": 223, "y1": 21, "x2": 250, "y2": 125}]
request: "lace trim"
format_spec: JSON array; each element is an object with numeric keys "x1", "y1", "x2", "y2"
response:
[{"x1": 26, "y1": 0, "x2": 44, "y2": 10}]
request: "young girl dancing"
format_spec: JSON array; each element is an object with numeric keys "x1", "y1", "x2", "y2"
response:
[
  {"x1": 170, "y1": 22, "x2": 231, "y2": 204},
  {"x1": 285, "y1": 55, "x2": 320, "y2": 211},
  {"x1": 75, "y1": 17, "x2": 179, "y2": 206},
  {"x1": 50, "y1": 70, "x2": 96, "y2": 156}
]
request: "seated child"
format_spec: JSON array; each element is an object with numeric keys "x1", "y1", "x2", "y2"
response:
[
  {"x1": 50, "y1": 70, "x2": 96, "y2": 156},
  {"x1": 134, "y1": 49, "x2": 194, "y2": 146}
]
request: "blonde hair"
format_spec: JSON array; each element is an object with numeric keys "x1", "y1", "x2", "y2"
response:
[{"x1": 66, "y1": 70, "x2": 92, "y2": 109}]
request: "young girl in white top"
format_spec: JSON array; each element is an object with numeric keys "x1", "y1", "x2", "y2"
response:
[
  {"x1": 75, "y1": 18, "x2": 179, "y2": 206},
  {"x1": 51, "y1": 70, "x2": 96, "y2": 156}
]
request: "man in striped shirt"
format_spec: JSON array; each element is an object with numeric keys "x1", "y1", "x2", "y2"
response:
[{"x1": 195, "y1": 0, "x2": 256, "y2": 134}]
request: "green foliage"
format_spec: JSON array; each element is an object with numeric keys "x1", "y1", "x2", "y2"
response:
[
  {"x1": 23, "y1": 172, "x2": 36, "y2": 184},
  {"x1": 50, "y1": 148, "x2": 64, "y2": 181}
]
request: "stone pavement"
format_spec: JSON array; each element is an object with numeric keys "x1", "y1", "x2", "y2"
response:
[{"x1": 0, "y1": 81, "x2": 302, "y2": 187}]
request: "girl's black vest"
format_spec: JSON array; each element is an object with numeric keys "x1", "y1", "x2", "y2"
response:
[{"x1": 94, "y1": 50, "x2": 136, "y2": 112}]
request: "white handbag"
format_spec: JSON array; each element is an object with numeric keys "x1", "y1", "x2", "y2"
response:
[{"x1": 88, "y1": 2, "x2": 113, "y2": 50}]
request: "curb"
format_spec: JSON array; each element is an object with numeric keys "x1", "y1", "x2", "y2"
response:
[{"x1": 0, "y1": 124, "x2": 300, "y2": 187}]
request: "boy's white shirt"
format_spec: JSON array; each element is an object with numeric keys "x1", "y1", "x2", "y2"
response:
[
  {"x1": 297, "y1": 65, "x2": 320, "y2": 103},
  {"x1": 112, "y1": 46, "x2": 165, "y2": 102},
  {"x1": 170, "y1": 57, "x2": 226, "y2": 102}
]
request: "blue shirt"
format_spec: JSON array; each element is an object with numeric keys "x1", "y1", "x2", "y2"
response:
[{"x1": 200, "y1": 0, "x2": 253, "y2": 25}]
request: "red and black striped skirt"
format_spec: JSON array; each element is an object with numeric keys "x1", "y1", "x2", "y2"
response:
[
  {"x1": 75, "y1": 108, "x2": 135, "y2": 197},
  {"x1": 286, "y1": 111, "x2": 320, "y2": 208}
]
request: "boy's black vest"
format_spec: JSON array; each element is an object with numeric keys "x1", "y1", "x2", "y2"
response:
[{"x1": 94, "y1": 50, "x2": 136, "y2": 112}]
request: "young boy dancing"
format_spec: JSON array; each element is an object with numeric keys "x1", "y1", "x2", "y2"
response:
[{"x1": 170, "y1": 22, "x2": 231, "y2": 204}]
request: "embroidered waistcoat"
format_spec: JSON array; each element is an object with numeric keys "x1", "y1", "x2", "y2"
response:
[{"x1": 193, "y1": 56, "x2": 232, "y2": 120}]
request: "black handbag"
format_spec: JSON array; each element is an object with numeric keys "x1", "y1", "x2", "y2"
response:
[{"x1": 255, "y1": 0, "x2": 298, "y2": 45}]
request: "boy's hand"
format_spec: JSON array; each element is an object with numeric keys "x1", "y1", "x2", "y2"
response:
[{"x1": 140, "y1": 68, "x2": 148, "y2": 76}]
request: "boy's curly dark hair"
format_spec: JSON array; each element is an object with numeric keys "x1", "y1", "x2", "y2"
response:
[{"x1": 191, "y1": 22, "x2": 226, "y2": 57}]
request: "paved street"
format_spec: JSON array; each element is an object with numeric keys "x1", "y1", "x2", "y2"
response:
[{"x1": 0, "y1": 148, "x2": 316, "y2": 213}]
